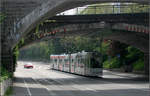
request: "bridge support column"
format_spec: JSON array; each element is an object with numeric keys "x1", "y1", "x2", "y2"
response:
[
  {"x1": 144, "y1": 53, "x2": 149, "y2": 76},
  {"x1": 1, "y1": 49, "x2": 15, "y2": 73}
]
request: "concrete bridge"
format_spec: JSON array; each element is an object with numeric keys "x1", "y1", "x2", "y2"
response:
[
  {"x1": 0, "y1": 0, "x2": 149, "y2": 74},
  {"x1": 21, "y1": 13, "x2": 149, "y2": 51},
  {"x1": 1, "y1": 0, "x2": 149, "y2": 49},
  {"x1": 19, "y1": 13, "x2": 149, "y2": 74}
]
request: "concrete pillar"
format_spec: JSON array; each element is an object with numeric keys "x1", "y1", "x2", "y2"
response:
[
  {"x1": 1, "y1": 49, "x2": 14, "y2": 73},
  {"x1": 144, "y1": 53, "x2": 149, "y2": 75}
]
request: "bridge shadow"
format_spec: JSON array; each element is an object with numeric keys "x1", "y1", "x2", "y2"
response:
[
  {"x1": 11, "y1": 86, "x2": 149, "y2": 96},
  {"x1": 12, "y1": 86, "x2": 50, "y2": 96},
  {"x1": 13, "y1": 74, "x2": 148, "y2": 86}
]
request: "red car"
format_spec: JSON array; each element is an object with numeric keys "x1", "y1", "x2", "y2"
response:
[{"x1": 24, "y1": 63, "x2": 33, "y2": 68}]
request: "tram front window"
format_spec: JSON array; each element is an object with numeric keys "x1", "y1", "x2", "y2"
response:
[{"x1": 91, "y1": 58, "x2": 101, "y2": 68}]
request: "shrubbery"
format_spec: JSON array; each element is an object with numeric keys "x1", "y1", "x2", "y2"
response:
[
  {"x1": 103, "y1": 44, "x2": 144, "y2": 72},
  {"x1": 0, "y1": 67, "x2": 13, "y2": 82},
  {"x1": 103, "y1": 57, "x2": 120, "y2": 69},
  {"x1": 133, "y1": 59, "x2": 144, "y2": 71}
]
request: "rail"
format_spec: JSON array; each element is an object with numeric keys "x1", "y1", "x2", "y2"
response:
[{"x1": 57, "y1": 3, "x2": 149, "y2": 15}]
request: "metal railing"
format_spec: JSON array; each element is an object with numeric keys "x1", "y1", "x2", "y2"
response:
[{"x1": 57, "y1": 3, "x2": 149, "y2": 15}]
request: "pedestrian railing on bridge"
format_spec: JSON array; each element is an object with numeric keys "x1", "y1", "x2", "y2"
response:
[{"x1": 57, "y1": 3, "x2": 149, "y2": 15}]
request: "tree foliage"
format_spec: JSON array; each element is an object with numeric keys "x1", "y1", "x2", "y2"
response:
[{"x1": 0, "y1": 13, "x2": 6, "y2": 23}]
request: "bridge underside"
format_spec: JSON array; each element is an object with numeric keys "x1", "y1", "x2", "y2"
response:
[
  {"x1": 1, "y1": 0, "x2": 149, "y2": 50},
  {"x1": 1, "y1": 0, "x2": 149, "y2": 75}
]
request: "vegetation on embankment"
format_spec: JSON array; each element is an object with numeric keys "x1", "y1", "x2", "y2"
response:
[
  {"x1": 0, "y1": 67, "x2": 13, "y2": 82},
  {"x1": 0, "y1": 13, "x2": 13, "y2": 81},
  {"x1": 0, "y1": 13, "x2": 6, "y2": 23},
  {"x1": 4, "y1": 87, "x2": 13, "y2": 96}
]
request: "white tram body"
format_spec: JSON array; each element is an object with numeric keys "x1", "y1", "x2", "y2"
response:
[{"x1": 50, "y1": 51, "x2": 103, "y2": 77}]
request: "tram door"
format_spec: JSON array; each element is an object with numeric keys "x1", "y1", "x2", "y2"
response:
[
  {"x1": 90, "y1": 53, "x2": 103, "y2": 75},
  {"x1": 54, "y1": 59, "x2": 57, "y2": 69},
  {"x1": 59, "y1": 59, "x2": 63, "y2": 71},
  {"x1": 64, "y1": 55, "x2": 70, "y2": 72},
  {"x1": 68, "y1": 54, "x2": 71, "y2": 72},
  {"x1": 70, "y1": 59, "x2": 74, "y2": 73},
  {"x1": 73, "y1": 55, "x2": 77, "y2": 74},
  {"x1": 76, "y1": 55, "x2": 81, "y2": 74},
  {"x1": 70, "y1": 54, "x2": 76, "y2": 73},
  {"x1": 62, "y1": 58, "x2": 65, "y2": 71},
  {"x1": 50, "y1": 56, "x2": 53, "y2": 69}
]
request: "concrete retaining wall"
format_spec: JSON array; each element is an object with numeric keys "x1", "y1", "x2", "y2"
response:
[{"x1": 0, "y1": 79, "x2": 12, "y2": 96}]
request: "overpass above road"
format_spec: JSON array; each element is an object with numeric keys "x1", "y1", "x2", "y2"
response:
[
  {"x1": 1, "y1": 0, "x2": 149, "y2": 75},
  {"x1": 1, "y1": 0, "x2": 149, "y2": 50},
  {"x1": 9, "y1": 13, "x2": 150, "y2": 48},
  {"x1": 47, "y1": 13, "x2": 149, "y2": 26},
  {"x1": 21, "y1": 13, "x2": 149, "y2": 52}
]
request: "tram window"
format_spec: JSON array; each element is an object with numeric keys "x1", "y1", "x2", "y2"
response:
[
  {"x1": 77, "y1": 59, "x2": 79, "y2": 67},
  {"x1": 91, "y1": 58, "x2": 101, "y2": 68},
  {"x1": 81, "y1": 58, "x2": 84, "y2": 63},
  {"x1": 55, "y1": 59, "x2": 57, "y2": 62},
  {"x1": 62, "y1": 59, "x2": 65, "y2": 62},
  {"x1": 88, "y1": 58, "x2": 91, "y2": 67},
  {"x1": 59, "y1": 59, "x2": 62, "y2": 62},
  {"x1": 64, "y1": 59, "x2": 69, "y2": 67},
  {"x1": 64, "y1": 59, "x2": 67, "y2": 62},
  {"x1": 78, "y1": 59, "x2": 81, "y2": 63}
]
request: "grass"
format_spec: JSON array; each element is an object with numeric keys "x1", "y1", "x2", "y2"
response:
[{"x1": 4, "y1": 87, "x2": 13, "y2": 96}]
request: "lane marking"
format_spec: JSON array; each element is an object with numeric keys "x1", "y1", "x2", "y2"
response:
[
  {"x1": 44, "y1": 77, "x2": 98, "y2": 94},
  {"x1": 23, "y1": 79, "x2": 32, "y2": 96},
  {"x1": 32, "y1": 77, "x2": 56, "y2": 96}
]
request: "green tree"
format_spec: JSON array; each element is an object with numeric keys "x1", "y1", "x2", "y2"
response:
[{"x1": 0, "y1": 13, "x2": 6, "y2": 23}]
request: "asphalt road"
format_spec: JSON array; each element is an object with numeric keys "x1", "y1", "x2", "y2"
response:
[{"x1": 11, "y1": 61, "x2": 149, "y2": 96}]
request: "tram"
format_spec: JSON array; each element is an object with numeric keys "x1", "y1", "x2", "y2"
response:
[{"x1": 50, "y1": 51, "x2": 103, "y2": 77}]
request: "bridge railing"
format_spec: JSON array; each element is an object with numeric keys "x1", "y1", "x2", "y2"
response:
[{"x1": 57, "y1": 3, "x2": 149, "y2": 15}]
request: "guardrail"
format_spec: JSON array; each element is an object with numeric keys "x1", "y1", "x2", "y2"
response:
[{"x1": 57, "y1": 3, "x2": 149, "y2": 15}]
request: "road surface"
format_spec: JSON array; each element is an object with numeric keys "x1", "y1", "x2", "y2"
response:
[{"x1": 11, "y1": 61, "x2": 149, "y2": 96}]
